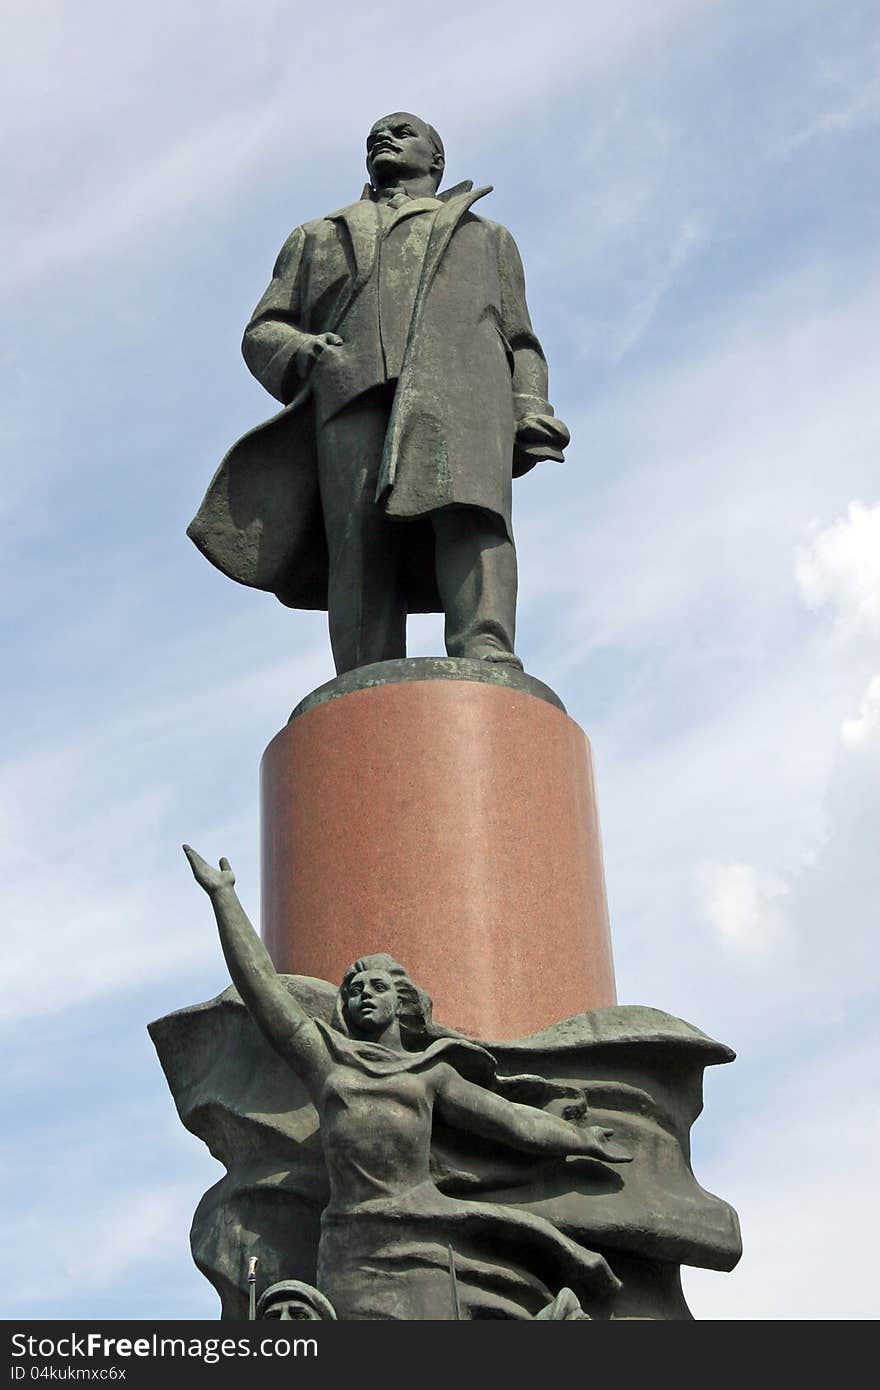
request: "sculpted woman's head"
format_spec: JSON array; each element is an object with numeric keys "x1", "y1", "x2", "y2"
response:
[{"x1": 334, "y1": 953, "x2": 432, "y2": 1044}]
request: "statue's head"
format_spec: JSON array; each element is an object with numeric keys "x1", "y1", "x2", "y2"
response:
[
  {"x1": 256, "y1": 1280, "x2": 337, "y2": 1321},
  {"x1": 366, "y1": 112, "x2": 445, "y2": 192},
  {"x1": 335, "y1": 952, "x2": 433, "y2": 1043}
]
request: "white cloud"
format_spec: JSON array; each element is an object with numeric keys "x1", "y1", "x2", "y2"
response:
[
  {"x1": 684, "y1": 1035, "x2": 880, "y2": 1320},
  {"x1": 696, "y1": 862, "x2": 792, "y2": 959},
  {"x1": 841, "y1": 674, "x2": 880, "y2": 746},
  {"x1": 796, "y1": 501, "x2": 880, "y2": 639}
]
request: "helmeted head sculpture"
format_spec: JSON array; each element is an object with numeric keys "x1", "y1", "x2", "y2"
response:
[{"x1": 256, "y1": 1280, "x2": 337, "y2": 1321}]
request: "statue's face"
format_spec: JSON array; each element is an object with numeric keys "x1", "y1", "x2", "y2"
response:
[
  {"x1": 345, "y1": 968, "x2": 399, "y2": 1034},
  {"x1": 261, "y1": 1297, "x2": 323, "y2": 1321},
  {"x1": 366, "y1": 112, "x2": 439, "y2": 187}
]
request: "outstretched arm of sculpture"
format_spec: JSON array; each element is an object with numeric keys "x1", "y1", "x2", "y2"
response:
[
  {"x1": 182, "y1": 845, "x2": 325, "y2": 1087},
  {"x1": 434, "y1": 1064, "x2": 631, "y2": 1164}
]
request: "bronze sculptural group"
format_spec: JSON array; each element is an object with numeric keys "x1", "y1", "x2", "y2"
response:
[{"x1": 183, "y1": 845, "x2": 630, "y2": 1320}]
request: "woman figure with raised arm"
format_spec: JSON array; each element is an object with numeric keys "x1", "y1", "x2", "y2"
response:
[{"x1": 184, "y1": 845, "x2": 630, "y2": 1320}]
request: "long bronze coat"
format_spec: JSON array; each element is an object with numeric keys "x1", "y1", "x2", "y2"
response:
[{"x1": 188, "y1": 182, "x2": 568, "y2": 611}]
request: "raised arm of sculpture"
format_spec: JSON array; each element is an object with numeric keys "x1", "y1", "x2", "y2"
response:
[
  {"x1": 182, "y1": 845, "x2": 326, "y2": 1093},
  {"x1": 433, "y1": 1063, "x2": 632, "y2": 1165}
]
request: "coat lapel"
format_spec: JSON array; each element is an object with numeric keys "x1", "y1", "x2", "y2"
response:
[
  {"x1": 326, "y1": 182, "x2": 479, "y2": 326},
  {"x1": 324, "y1": 200, "x2": 381, "y2": 328},
  {"x1": 385, "y1": 195, "x2": 443, "y2": 231},
  {"x1": 377, "y1": 185, "x2": 492, "y2": 498},
  {"x1": 416, "y1": 185, "x2": 491, "y2": 303}
]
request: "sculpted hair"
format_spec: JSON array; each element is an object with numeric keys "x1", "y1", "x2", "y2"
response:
[{"x1": 334, "y1": 953, "x2": 434, "y2": 1042}]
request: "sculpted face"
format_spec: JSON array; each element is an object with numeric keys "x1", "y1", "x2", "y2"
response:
[
  {"x1": 366, "y1": 112, "x2": 441, "y2": 189},
  {"x1": 344, "y1": 968, "x2": 399, "y2": 1035}
]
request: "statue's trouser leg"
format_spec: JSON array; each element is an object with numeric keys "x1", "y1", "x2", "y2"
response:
[
  {"x1": 432, "y1": 506, "x2": 519, "y2": 663},
  {"x1": 317, "y1": 390, "x2": 406, "y2": 674}
]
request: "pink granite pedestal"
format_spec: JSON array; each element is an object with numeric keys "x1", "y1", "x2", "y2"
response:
[{"x1": 260, "y1": 661, "x2": 616, "y2": 1039}]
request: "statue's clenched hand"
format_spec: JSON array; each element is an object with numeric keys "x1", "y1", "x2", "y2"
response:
[
  {"x1": 294, "y1": 332, "x2": 344, "y2": 379},
  {"x1": 183, "y1": 844, "x2": 235, "y2": 896}
]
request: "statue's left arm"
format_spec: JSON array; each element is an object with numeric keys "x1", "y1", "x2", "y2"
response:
[
  {"x1": 434, "y1": 1065, "x2": 631, "y2": 1163},
  {"x1": 496, "y1": 225, "x2": 571, "y2": 474}
]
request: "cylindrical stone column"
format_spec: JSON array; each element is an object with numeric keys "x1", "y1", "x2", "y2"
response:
[{"x1": 260, "y1": 659, "x2": 615, "y2": 1040}]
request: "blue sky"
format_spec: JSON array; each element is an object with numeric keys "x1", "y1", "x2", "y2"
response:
[{"x1": 2, "y1": 0, "x2": 878, "y2": 1319}]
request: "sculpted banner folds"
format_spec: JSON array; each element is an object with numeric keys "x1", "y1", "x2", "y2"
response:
[{"x1": 151, "y1": 977, "x2": 741, "y2": 1320}]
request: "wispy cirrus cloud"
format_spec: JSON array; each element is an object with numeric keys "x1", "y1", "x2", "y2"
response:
[
  {"x1": 1, "y1": 0, "x2": 712, "y2": 297},
  {"x1": 777, "y1": 68, "x2": 880, "y2": 155},
  {"x1": 3, "y1": 0, "x2": 880, "y2": 1324},
  {"x1": 0, "y1": 619, "x2": 329, "y2": 1026}
]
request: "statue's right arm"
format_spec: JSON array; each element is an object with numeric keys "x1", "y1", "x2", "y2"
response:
[
  {"x1": 182, "y1": 846, "x2": 325, "y2": 1089},
  {"x1": 241, "y1": 226, "x2": 312, "y2": 404}
]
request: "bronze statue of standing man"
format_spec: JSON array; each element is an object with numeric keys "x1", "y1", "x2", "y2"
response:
[{"x1": 189, "y1": 113, "x2": 569, "y2": 675}]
